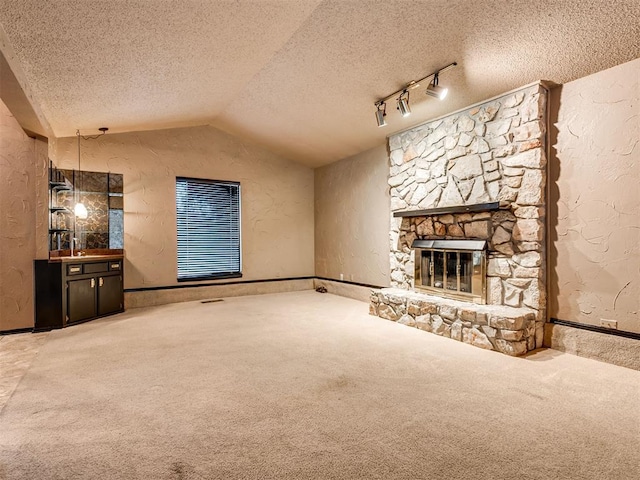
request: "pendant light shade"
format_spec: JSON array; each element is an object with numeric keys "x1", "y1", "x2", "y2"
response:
[{"x1": 74, "y1": 202, "x2": 88, "y2": 219}]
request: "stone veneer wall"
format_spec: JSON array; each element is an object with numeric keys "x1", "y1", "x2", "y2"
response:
[{"x1": 376, "y1": 83, "x2": 548, "y2": 354}]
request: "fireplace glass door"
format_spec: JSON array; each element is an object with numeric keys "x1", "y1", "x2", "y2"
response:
[
  {"x1": 414, "y1": 248, "x2": 486, "y2": 303},
  {"x1": 446, "y1": 251, "x2": 458, "y2": 291},
  {"x1": 433, "y1": 251, "x2": 444, "y2": 289},
  {"x1": 460, "y1": 251, "x2": 472, "y2": 293},
  {"x1": 420, "y1": 253, "x2": 432, "y2": 288}
]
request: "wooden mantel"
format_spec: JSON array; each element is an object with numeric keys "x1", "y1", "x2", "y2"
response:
[{"x1": 392, "y1": 201, "x2": 500, "y2": 218}]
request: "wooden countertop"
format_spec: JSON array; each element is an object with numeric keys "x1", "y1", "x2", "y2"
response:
[
  {"x1": 48, "y1": 249, "x2": 124, "y2": 263},
  {"x1": 48, "y1": 253, "x2": 124, "y2": 263}
]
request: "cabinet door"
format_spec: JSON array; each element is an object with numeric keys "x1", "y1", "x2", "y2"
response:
[
  {"x1": 68, "y1": 278, "x2": 97, "y2": 323},
  {"x1": 98, "y1": 275, "x2": 123, "y2": 316}
]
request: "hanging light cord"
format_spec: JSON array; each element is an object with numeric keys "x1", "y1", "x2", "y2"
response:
[
  {"x1": 76, "y1": 128, "x2": 107, "y2": 141},
  {"x1": 76, "y1": 130, "x2": 81, "y2": 170},
  {"x1": 76, "y1": 131, "x2": 81, "y2": 208},
  {"x1": 75, "y1": 127, "x2": 108, "y2": 174}
]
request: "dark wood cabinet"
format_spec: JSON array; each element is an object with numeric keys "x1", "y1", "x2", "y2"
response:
[
  {"x1": 35, "y1": 256, "x2": 124, "y2": 331},
  {"x1": 67, "y1": 278, "x2": 98, "y2": 323},
  {"x1": 98, "y1": 275, "x2": 123, "y2": 316}
]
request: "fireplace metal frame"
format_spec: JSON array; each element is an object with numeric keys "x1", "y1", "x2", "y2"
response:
[{"x1": 412, "y1": 239, "x2": 487, "y2": 304}]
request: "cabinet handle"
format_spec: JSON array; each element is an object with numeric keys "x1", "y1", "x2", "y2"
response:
[
  {"x1": 99, "y1": 277, "x2": 104, "y2": 287},
  {"x1": 91, "y1": 278, "x2": 95, "y2": 288}
]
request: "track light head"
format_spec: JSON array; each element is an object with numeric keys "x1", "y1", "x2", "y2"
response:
[
  {"x1": 426, "y1": 83, "x2": 448, "y2": 100},
  {"x1": 375, "y1": 102, "x2": 387, "y2": 127},
  {"x1": 426, "y1": 72, "x2": 448, "y2": 100},
  {"x1": 397, "y1": 91, "x2": 411, "y2": 117}
]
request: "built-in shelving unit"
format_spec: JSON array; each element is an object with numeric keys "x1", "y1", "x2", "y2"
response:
[{"x1": 48, "y1": 162, "x2": 74, "y2": 249}]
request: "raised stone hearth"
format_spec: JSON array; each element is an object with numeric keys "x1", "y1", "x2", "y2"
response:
[
  {"x1": 371, "y1": 83, "x2": 548, "y2": 356},
  {"x1": 371, "y1": 288, "x2": 536, "y2": 355}
]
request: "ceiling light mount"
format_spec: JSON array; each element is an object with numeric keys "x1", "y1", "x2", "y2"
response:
[
  {"x1": 373, "y1": 61, "x2": 457, "y2": 126},
  {"x1": 78, "y1": 127, "x2": 109, "y2": 141}
]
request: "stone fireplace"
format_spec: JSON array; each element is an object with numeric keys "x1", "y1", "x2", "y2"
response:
[{"x1": 370, "y1": 83, "x2": 547, "y2": 356}]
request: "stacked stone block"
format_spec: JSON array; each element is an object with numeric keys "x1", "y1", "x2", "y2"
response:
[{"x1": 371, "y1": 288, "x2": 537, "y2": 356}]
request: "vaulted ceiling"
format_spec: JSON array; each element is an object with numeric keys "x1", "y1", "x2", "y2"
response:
[{"x1": 1, "y1": 1, "x2": 638, "y2": 167}]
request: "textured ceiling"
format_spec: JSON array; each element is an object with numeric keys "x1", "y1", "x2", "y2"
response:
[{"x1": 0, "y1": 0, "x2": 638, "y2": 167}]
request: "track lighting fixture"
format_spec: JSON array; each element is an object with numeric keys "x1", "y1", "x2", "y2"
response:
[
  {"x1": 397, "y1": 91, "x2": 411, "y2": 117},
  {"x1": 373, "y1": 61, "x2": 457, "y2": 126},
  {"x1": 426, "y1": 72, "x2": 448, "y2": 100},
  {"x1": 375, "y1": 101, "x2": 387, "y2": 127}
]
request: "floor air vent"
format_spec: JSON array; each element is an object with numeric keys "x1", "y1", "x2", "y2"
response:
[{"x1": 201, "y1": 299, "x2": 224, "y2": 304}]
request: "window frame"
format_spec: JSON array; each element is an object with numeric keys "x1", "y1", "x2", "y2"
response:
[{"x1": 175, "y1": 176, "x2": 242, "y2": 282}]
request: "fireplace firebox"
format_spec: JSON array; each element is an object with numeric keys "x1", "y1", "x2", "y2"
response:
[{"x1": 412, "y1": 240, "x2": 487, "y2": 304}]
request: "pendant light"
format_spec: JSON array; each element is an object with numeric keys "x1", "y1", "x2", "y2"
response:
[{"x1": 74, "y1": 130, "x2": 88, "y2": 219}]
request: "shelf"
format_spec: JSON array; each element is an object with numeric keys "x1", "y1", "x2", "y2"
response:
[
  {"x1": 50, "y1": 206, "x2": 70, "y2": 213},
  {"x1": 73, "y1": 191, "x2": 123, "y2": 196},
  {"x1": 50, "y1": 181, "x2": 72, "y2": 191}
]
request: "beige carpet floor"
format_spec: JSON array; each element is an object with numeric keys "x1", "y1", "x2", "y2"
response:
[{"x1": 0, "y1": 291, "x2": 638, "y2": 479}]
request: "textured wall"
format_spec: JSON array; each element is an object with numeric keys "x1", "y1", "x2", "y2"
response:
[
  {"x1": 550, "y1": 58, "x2": 639, "y2": 334},
  {"x1": 314, "y1": 145, "x2": 390, "y2": 287},
  {"x1": 0, "y1": 99, "x2": 37, "y2": 330},
  {"x1": 52, "y1": 125, "x2": 314, "y2": 289},
  {"x1": 34, "y1": 138, "x2": 49, "y2": 260}
]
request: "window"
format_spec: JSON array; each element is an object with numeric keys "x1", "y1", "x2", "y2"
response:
[{"x1": 176, "y1": 177, "x2": 241, "y2": 281}]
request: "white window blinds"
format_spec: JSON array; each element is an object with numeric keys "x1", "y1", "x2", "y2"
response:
[{"x1": 176, "y1": 177, "x2": 241, "y2": 281}]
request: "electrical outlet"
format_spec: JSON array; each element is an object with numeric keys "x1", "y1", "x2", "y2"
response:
[{"x1": 600, "y1": 318, "x2": 618, "y2": 329}]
